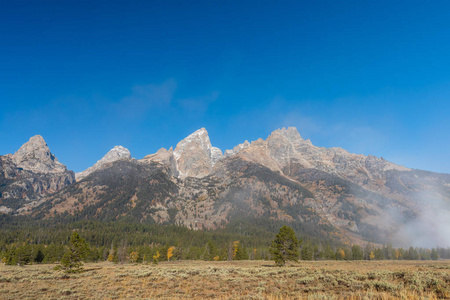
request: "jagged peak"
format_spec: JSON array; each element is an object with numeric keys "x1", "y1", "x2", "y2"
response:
[
  {"x1": 12, "y1": 135, "x2": 67, "y2": 174},
  {"x1": 173, "y1": 128, "x2": 225, "y2": 178},
  {"x1": 28, "y1": 134, "x2": 47, "y2": 144},
  {"x1": 224, "y1": 140, "x2": 250, "y2": 157},
  {"x1": 104, "y1": 145, "x2": 131, "y2": 158},
  {"x1": 269, "y1": 127, "x2": 303, "y2": 141},
  {"x1": 14, "y1": 135, "x2": 50, "y2": 155},
  {"x1": 210, "y1": 147, "x2": 223, "y2": 165},
  {"x1": 191, "y1": 127, "x2": 208, "y2": 136},
  {"x1": 174, "y1": 128, "x2": 212, "y2": 161},
  {"x1": 93, "y1": 145, "x2": 131, "y2": 165},
  {"x1": 75, "y1": 145, "x2": 131, "y2": 180},
  {"x1": 178, "y1": 128, "x2": 209, "y2": 143},
  {"x1": 142, "y1": 147, "x2": 172, "y2": 160}
]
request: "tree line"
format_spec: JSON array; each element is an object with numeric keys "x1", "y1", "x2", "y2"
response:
[{"x1": 2, "y1": 227, "x2": 449, "y2": 267}]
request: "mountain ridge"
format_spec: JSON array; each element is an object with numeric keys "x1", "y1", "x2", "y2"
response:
[{"x1": 1, "y1": 127, "x2": 449, "y2": 247}]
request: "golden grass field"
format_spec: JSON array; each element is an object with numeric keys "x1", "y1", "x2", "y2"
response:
[{"x1": 0, "y1": 260, "x2": 449, "y2": 299}]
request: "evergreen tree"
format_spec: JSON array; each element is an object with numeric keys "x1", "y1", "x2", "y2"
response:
[
  {"x1": 323, "y1": 244, "x2": 335, "y2": 260},
  {"x1": 301, "y1": 242, "x2": 313, "y2": 260},
  {"x1": 269, "y1": 226, "x2": 300, "y2": 266},
  {"x1": 34, "y1": 249, "x2": 45, "y2": 263},
  {"x1": 431, "y1": 248, "x2": 439, "y2": 260},
  {"x1": 204, "y1": 241, "x2": 218, "y2": 261},
  {"x1": 16, "y1": 244, "x2": 33, "y2": 265},
  {"x1": 59, "y1": 232, "x2": 89, "y2": 273},
  {"x1": 4, "y1": 246, "x2": 17, "y2": 265},
  {"x1": 235, "y1": 243, "x2": 249, "y2": 260},
  {"x1": 374, "y1": 248, "x2": 385, "y2": 260},
  {"x1": 351, "y1": 245, "x2": 363, "y2": 260},
  {"x1": 407, "y1": 247, "x2": 419, "y2": 260},
  {"x1": 43, "y1": 244, "x2": 65, "y2": 263}
]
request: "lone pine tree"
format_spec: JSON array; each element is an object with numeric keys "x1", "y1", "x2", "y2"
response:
[
  {"x1": 269, "y1": 225, "x2": 300, "y2": 266},
  {"x1": 59, "y1": 232, "x2": 89, "y2": 273}
]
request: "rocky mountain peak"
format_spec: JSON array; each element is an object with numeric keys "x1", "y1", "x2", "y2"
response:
[
  {"x1": 12, "y1": 135, "x2": 67, "y2": 173},
  {"x1": 140, "y1": 147, "x2": 179, "y2": 177},
  {"x1": 173, "y1": 128, "x2": 222, "y2": 178},
  {"x1": 75, "y1": 145, "x2": 131, "y2": 181},
  {"x1": 210, "y1": 147, "x2": 224, "y2": 165},
  {"x1": 100, "y1": 146, "x2": 131, "y2": 162},
  {"x1": 265, "y1": 127, "x2": 304, "y2": 168},
  {"x1": 270, "y1": 127, "x2": 303, "y2": 142},
  {"x1": 28, "y1": 135, "x2": 47, "y2": 146},
  {"x1": 225, "y1": 140, "x2": 250, "y2": 157},
  {"x1": 142, "y1": 147, "x2": 173, "y2": 163}
]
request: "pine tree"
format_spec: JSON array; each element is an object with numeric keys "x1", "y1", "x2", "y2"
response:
[
  {"x1": 323, "y1": 244, "x2": 335, "y2": 260},
  {"x1": 351, "y1": 245, "x2": 363, "y2": 260},
  {"x1": 16, "y1": 244, "x2": 33, "y2": 265},
  {"x1": 4, "y1": 246, "x2": 17, "y2": 265},
  {"x1": 59, "y1": 232, "x2": 89, "y2": 273},
  {"x1": 431, "y1": 248, "x2": 439, "y2": 260},
  {"x1": 301, "y1": 242, "x2": 313, "y2": 260},
  {"x1": 235, "y1": 243, "x2": 249, "y2": 260},
  {"x1": 204, "y1": 241, "x2": 217, "y2": 261},
  {"x1": 269, "y1": 226, "x2": 300, "y2": 266},
  {"x1": 34, "y1": 249, "x2": 45, "y2": 263}
]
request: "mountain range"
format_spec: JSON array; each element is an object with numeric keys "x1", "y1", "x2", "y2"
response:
[{"x1": 1, "y1": 127, "x2": 449, "y2": 247}]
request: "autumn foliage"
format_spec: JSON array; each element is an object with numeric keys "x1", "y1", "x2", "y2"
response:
[{"x1": 167, "y1": 246, "x2": 175, "y2": 261}]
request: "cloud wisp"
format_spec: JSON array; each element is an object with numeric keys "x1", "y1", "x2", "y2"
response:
[
  {"x1": 114, "y1": 79, "x2": 177, "y2": 120},
  {"x1": 177, "y1": 91, "x2": 219, "y2": 114}
]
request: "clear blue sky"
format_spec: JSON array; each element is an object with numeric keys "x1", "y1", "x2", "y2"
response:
[{"x1": 1, "y1": 1, "x2": 449, "y2": 173}]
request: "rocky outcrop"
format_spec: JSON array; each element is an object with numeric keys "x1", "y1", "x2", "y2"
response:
[
  {"x1": 76, "y1": 146, "x2": 131, "y2": 181},
  {"x1": 140, "y1": 147, "x2": 179, "y2": 177},
  {"x1": 210, "y1": 147, "x2": 223, "y2": 165},
  {"x1": 142, "y1": 147, "x2": 173, "y2": 165},
  {"x1": 0, "y1": 135, "x2": 75, "y2": 214},
  {"x1": 232, "y1": 127, "x2": 409, "y2": 186},
  {"x1": 12, "y1": 135, "x2": 68, "y2": 173},
  {"x1": 173, "y1": 128, "x2": 223, "y2": 178},
  {"x1": 224, "y1": 140, "x2": 250, "y2": 157}
]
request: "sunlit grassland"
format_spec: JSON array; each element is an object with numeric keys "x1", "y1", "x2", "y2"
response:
[{"x1": 0, "y1": 260, "x2": 449, "y2": 299}]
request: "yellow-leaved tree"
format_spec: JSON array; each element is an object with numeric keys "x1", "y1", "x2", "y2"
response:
[
  {"x1": 232, "y1": 241, "x2": 240, "y2": 259},
  {"x1": 129, "y1": 251, "x2": 139, "y2": 263},
  {"x1": 153, "y1": 251, "x2": 160, "y2": 265},
  {"x1": 167, "y1": 246, "x2": 175, "y2": 261}
]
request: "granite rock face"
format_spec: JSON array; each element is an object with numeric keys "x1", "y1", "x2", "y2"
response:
[
  {"x1": 0, "y1": 135, "x2": 75, "y2": 214},
  {"x1": 173, "y1": 128, "x2": 223, "y2": 178},
  {"x1": 76, "y1": 146, "x2": 131, "y2": 181},
  {"x1": 224, "y1": 140, "x2": 250, "y2": 157},
  {"x1": 229, "y1": 127, "x2": 409, "y2": 185},
  {"x1": 140, "y1": 147, "x2": 179, "y2": 177},
  {"x1": 12, "y1": 135, "x2": 68, "y2": 173},
  {"x1": 210, "y1": 147, "x2": 224, "y2": 165}
]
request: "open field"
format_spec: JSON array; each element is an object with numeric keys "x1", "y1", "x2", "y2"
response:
[{"x1": 0, "y1": 260, "x2": 449, "y2": 299}]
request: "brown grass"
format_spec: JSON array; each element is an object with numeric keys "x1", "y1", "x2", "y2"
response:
[{"x1": 0, "y1": 260, "x2": 449, "y2": 299}]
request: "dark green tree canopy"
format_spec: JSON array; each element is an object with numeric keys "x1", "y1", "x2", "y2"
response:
[
  {"x1": 269, "y1": 225, "x2": 300, "y2": 266},
  {"x1": 60, "y1": 231, "x2": 89, "y2": 273}
]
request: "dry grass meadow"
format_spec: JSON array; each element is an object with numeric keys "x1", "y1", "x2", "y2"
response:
[{"x1": 0, "y1": 260, "x2": 449, "y2": 299}]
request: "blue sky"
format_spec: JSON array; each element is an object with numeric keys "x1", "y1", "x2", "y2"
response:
[{"x1": 1, "y1": 1, "x2": 449, "y2": 173}]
